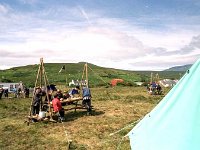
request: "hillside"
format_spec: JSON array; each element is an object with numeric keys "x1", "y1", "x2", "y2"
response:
[
  {"x1": 0, "y1": 62, "x2": 146, "y2": 87},
  {"x1": 0, "y1": 62, "x2": 184, "y2": 87},
  {"x1": 164, "y1": 64, "x2": 192, "y2": 71}
]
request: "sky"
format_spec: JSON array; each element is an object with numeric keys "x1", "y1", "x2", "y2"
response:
[{"x1": 0, "y1": 0, "x2": 200, "y2": 71}]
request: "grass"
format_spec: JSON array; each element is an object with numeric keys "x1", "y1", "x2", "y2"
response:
[
  {"x1": 0, "y1": 62, "x2": 184, "y2": 88},
  {"x1": 0, "y1": 86, "x2": 170, "y2": 150},
  {"x1": 0, "y1": 62, "x2": 145, "y2": 87}
]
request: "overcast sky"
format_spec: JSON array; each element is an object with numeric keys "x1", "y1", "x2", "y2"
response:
[{"x1": 0, "y1": 0, "x2": 200, "y2": 71}]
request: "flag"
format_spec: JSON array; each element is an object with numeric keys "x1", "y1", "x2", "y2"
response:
[{"x1": 58, "y1": 65, "x2": 65, "y2": 73}]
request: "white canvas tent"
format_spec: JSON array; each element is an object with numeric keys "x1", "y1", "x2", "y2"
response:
[
  {"x1": 159, "y1": 79, "x2": 178, "y2": 87},
  {"x1": 127, "y1": 58, "x2": 200, "y2": 150}
]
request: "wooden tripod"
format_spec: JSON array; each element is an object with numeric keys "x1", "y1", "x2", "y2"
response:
[{"x1": 27, "y1": 58, "x2": 52, "y2": 125}]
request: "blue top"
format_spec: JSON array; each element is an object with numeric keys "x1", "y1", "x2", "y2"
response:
[
  {"x1": 82, "y1": 87, "x2": 91, "y2": 97},
  {"x1": 69, "y1": 88, "x2": 79, "y2": 95}
]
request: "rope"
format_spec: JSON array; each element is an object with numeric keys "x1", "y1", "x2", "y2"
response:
[
  {"x1": 87, "y1": 65, "x2": 125, "y2": 100},
  {"x1": 94, "y1": 134, "x2": 125, "y2": 150},
  {"x1": 116, "y1": 136, "x2": 126, "y2": 150},
  {"x1": 109, "y1": 119, "x2": 141, "y2": 150},
  {"x1": 87, "y1": 65, "x2": 108, "y2": 86},
  {"x1": 98, "y1": 130, "x2": 129, "y2": 150},
  {"x1": 109, "y1": 120, "x2": 139, "y2": 136},
  {"x1": 58, "y1": 114, "x2": 72, "y2": 149}
]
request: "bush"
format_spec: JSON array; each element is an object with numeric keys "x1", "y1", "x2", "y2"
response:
[
  {"x1": 117, "y1": 82, "x2": 137, "y2": 87},
  {"x1": 1, "y1": 78, "x2": 13, "y2": 83}
]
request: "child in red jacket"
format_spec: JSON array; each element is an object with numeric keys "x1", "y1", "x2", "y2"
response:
[{"x1": 52, "y1": 93, "x2": 65, "y2": 121}]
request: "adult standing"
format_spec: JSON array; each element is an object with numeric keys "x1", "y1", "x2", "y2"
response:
[
  {"x1": 82, "y1": 86, "x2": 92, "y2": 114},
  {"x1": 24, "y1": 87, "x2": 30, "y2": 98},
  {"x1": 13, "y1": 87, "x2": 17, "y2": 98},
  {"x1": 32, "y1": 87, "x2": 42, "y2": 116},
  {"x1": 17, "y1": 87, "x2": 21, "y2": 98},
  {"x1": 4, "y1": 88, "x2": 8, "y2": 98},
  {"x1": 0, "y1": 88, "x2": 4, "y2": 99}
]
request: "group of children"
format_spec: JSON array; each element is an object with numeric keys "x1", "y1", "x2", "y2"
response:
[
  {"x1": 31, "y1": 85, "x2": 92, "y2": 122},
  {"x1": 147, "y1": 82, "x2": 162, "y2": 95},
  {"x1": 0, "y1": 87, "x2": 30, "y2": 99}
]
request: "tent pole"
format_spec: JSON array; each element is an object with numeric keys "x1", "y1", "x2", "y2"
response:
[{"x1": 86, "y1": 63, "x2": 88, "y2": 88}]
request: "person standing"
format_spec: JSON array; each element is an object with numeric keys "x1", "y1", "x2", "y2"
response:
[
  {"x1": 24, "y1": 87, "x2": 30, "y2": 98},
  {"x1": 16, "y1": 87, "x2": 22, "y2": 98},
  {"x1": 82, "y1": 86, "x2": 92, "y2": 114},
  {"x1": 13, "y1": 87, "x2": 17, "y2": 98},
  {"x1": 4, "y1": 89, "x2": 8, "y2": 98},
  {"x1": 32, "y1": 88, "x2": 42, "y2": 116},
  {"x1": 0, "y1": 88, "x2": 4, "y2": 99}
]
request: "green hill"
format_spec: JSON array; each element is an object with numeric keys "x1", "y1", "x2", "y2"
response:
[
  {"x1": 0, "y1": 62, "x2": 145, "y2": 87},
  {"x1": 164, "y1": 64, "x2": 192, "y2": 71},
  {"x1": 0, "y1": 62, "x2": 184, "y2": 87}
]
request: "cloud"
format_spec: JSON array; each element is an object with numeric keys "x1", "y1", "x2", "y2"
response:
[
  {"x1": 0, "y1": 2, "x2": 200, "y2": 70},
  {"x1": 77, "y1": 6, "x2": 92, "y2": 26},
  {"x1": 0, "y1": 25, "x2": 149, "y2": 70},
  {"x1": 0, "y1": 50, "x2": 13, "y2": 56},
  {"x1": 175, "y1": 35, "x2": 200, "y2": 55},
  {"x1": 189, "y1": 35, "x2": 200, "y2": 48},
  {"x1": 0, "y1": 4, "x2": 9, "y2": 14},
  {"x1": 127, "y1": 53, "x2": 200, "y2": 71}
]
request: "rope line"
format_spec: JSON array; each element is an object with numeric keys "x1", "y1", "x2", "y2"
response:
[
  {"x1": 116, "y1": 136, "x2": 126, "y2": 150},
  {"x1": 59, "y1": 114, "x2": 72, "y2": 149},
  {"x1": 109, "y1": 119, "x2": 141, "y2": 150},
  {"x1": 109, "y1": 119, "x2": 140, "y2": 136},
  {"x1": 87, "y1": 65, "x2": 108, "y2": 86},
  {"x1": 87, "y1": 65, "x2": 125, "y2": 101}
]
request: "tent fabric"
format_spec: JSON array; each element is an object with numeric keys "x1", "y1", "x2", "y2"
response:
[
  {"x1": 128, "y1": 58, "x2": 200, "y2": 150},
  {"x1": 111, "y1": 79, "x2": 124, "y2": 86},
  {"x1": 159, "y1": 79, "x2": 178, "y2": 87}
]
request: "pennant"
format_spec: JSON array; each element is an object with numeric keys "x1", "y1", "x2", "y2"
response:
[{"x1": 58, "y1": 65, "x2": 65, "y2": 73}]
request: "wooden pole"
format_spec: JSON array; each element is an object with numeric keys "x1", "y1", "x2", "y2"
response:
[
  {"x1": 29, "y1": 59, "x2": 41, "y2": 117},
  {"x1": 156, "y1": 73, "x2": 159, "y2": 83},
  {"x1": 66, "y1": 76, "x2": 68, "y2": 86},
  {"x1": 40, "y1": 58, "x2": 43, "y2": 89},
  {"x1": 42, "y1": 63, "x2": 52, "y2": 117},
  {"x1": 150, "y1": 72, "x2": 153, "y2": 83},
  {"x1": 85, "y1": 63, "x2": 88, "y2": 88},
  {"x1": 81, "y1": 64, "x2": 86, "y2": 81},
  {"x1": 34, "y1": 61, "x2": 41, "y2": 90}
]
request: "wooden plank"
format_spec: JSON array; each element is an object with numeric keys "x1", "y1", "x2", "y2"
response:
[
  {"x1": 64, "y1": 106, "x2": 87, "y2": 111},
  {"x1": 60, "y1": 97, "x2": 83, "y2": 103}
]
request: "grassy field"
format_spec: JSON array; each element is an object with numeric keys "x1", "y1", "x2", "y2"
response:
[{"x1": 0, "y1": 86, "x2": 170, "y2": 150}]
